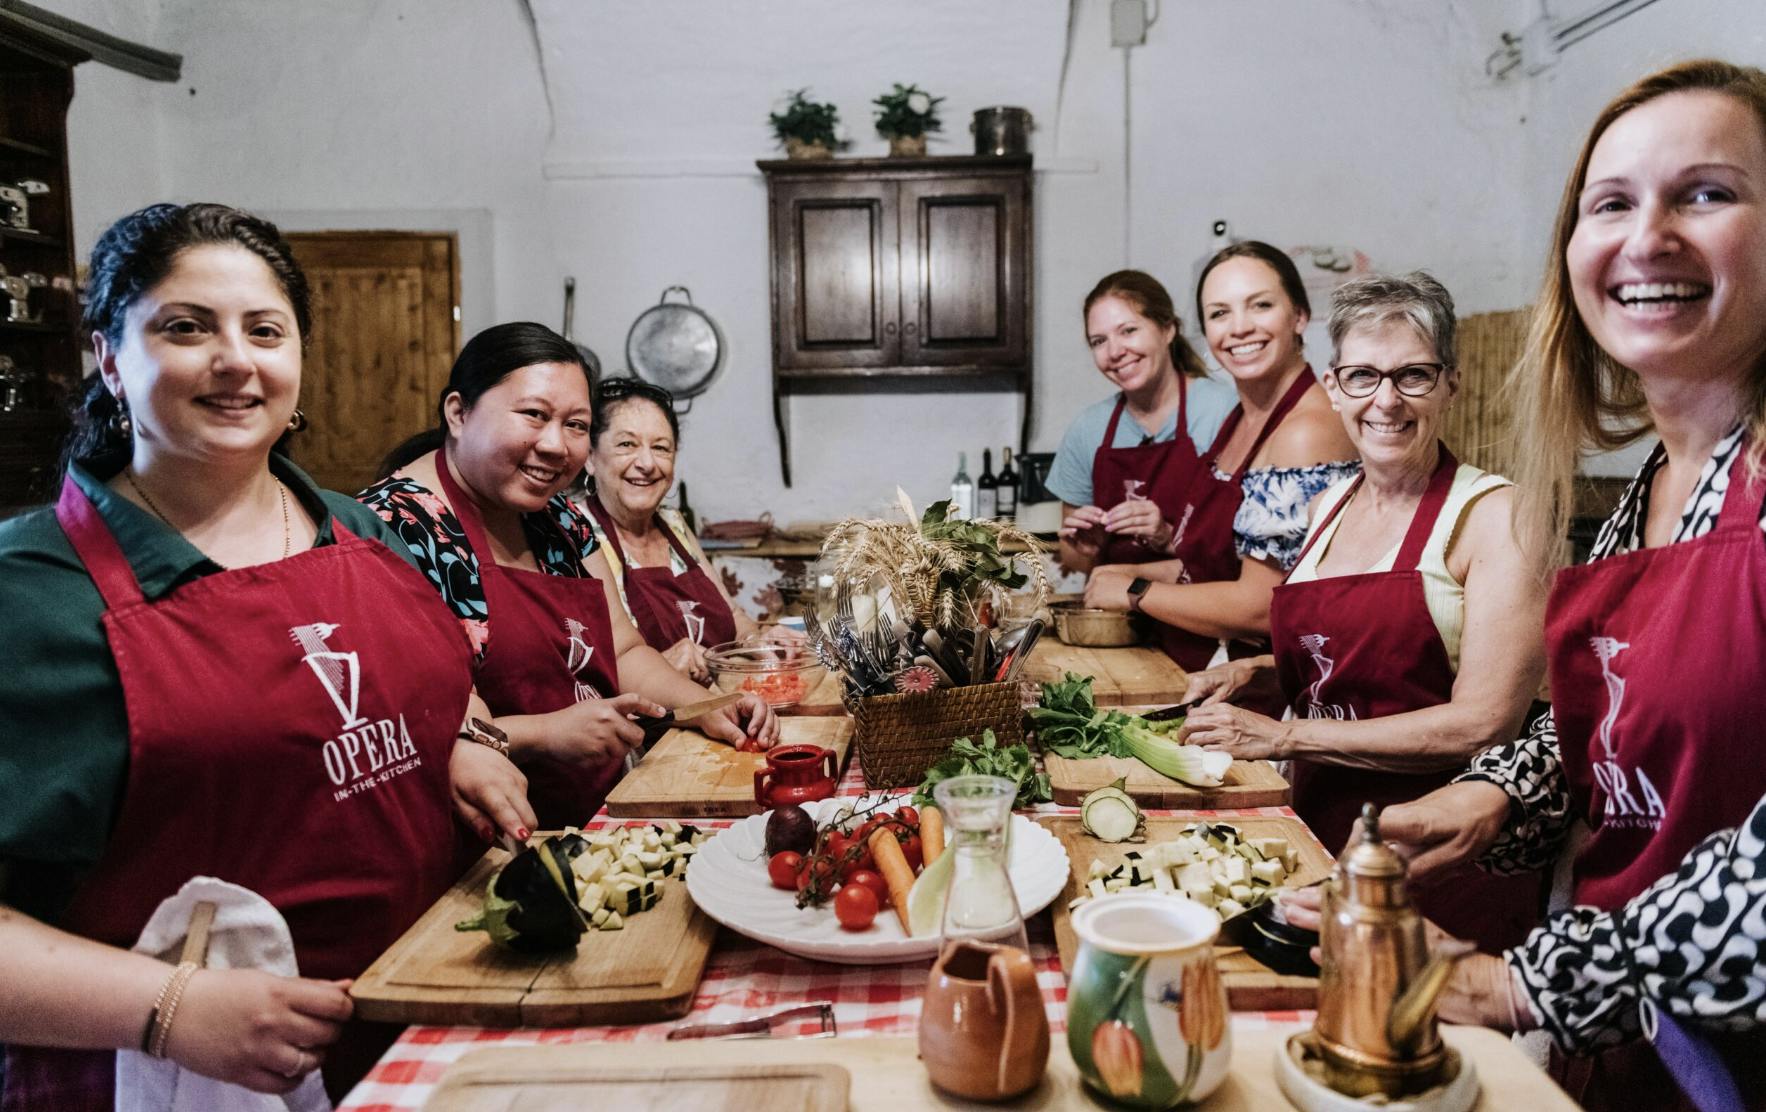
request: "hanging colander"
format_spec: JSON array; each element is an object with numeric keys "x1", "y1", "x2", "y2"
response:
[{"x1": 624, "y1": 286, "x2": 725, "y2": 412}]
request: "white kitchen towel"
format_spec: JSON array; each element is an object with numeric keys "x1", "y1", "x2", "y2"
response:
[{"x1": 114, "y1": 876, "x2": 331, "y2": 1112}]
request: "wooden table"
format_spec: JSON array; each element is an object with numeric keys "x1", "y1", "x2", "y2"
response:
[{"x1": 1018, "y1": 640, "x2": 1188, "y2": 705}]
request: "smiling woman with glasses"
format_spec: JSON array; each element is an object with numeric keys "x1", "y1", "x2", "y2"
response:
[{"x1": 1179, "y1": 271, "x2": 1549, "y2": 956}]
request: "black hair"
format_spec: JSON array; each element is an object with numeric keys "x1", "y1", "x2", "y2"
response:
[
  {"x1": 590, "y1": 376, "x2": 680, "y2": 445},
  {"x1": 1194, "y1": 240, "x2": 1312, "y2": 331},
  {"x1": 62, "y1": 202, "x2": 312, "y2": 475},
  {"x1": 378, "y1": 321, "x2": 591, "y2": 476}
]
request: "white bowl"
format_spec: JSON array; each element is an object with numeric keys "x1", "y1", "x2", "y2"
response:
[{"x1": 684, "y1": 797, "x2": 1070, "y2": 964}]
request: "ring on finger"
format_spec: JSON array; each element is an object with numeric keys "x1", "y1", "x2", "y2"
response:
[{"x1": 281, "y1": 1049, "x2": 308, "y2": 1079}]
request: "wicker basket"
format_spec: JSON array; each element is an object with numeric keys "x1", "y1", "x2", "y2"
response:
[{"x1": 851, "y1": 681, "x2": 1025, "y2": 789}]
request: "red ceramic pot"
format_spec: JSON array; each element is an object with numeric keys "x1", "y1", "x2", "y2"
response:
[{"x1": 753, "y1": 744, "x2": 838, "y2": 808}]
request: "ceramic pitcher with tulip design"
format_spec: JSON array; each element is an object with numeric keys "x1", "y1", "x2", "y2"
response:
[{"x1": 1067, "y1": 893, "x2": 1231, "y2": 1107}]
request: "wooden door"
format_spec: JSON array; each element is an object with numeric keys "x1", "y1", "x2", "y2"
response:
[
  {"x1": 896, "y1": 174, "x2": 1028, "y2": 369},
  {"x1": 285, "y1": 232, "x2": 458, "y2": 494},
  {"x1": 769, "y1": 178, "x2": 900, "y2": 372}
]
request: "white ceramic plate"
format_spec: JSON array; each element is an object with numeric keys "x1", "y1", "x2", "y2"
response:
[{"x1": 684, "y1": 797, "x2": 1070, "y2": 964}]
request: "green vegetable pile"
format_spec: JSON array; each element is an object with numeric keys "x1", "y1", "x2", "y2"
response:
[
  {"x1": 912, "y1": 729, "x2": 1051, "y2": 809},
  {"x1": 1026, "y1": 674, "x2": 1230, "y2": 788}
]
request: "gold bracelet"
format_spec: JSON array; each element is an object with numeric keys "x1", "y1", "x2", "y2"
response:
[{"x1": 147, "y1": 961, "x2": 200, "y2": 1059}]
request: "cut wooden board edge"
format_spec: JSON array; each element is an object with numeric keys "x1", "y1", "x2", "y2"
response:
[
  {"x1": 1040, "y1": 814, "x2": 1333, "y2": 1012},
  {"x1": 350, "y1": 836, "x2": 718, "y2": 1027},
  {"x1": 1043, "y1": 754, "x2": 1291, "y2": 809},
  {"x1": 604, "y1": 717, "x2": 855, "y2": 818},
  {"x1": 1020, "y1": 642, "x2": 1188, "y2": 706},
  {"x1": 425, "y1": 1055, "x2": 851, "y2": 1111}
]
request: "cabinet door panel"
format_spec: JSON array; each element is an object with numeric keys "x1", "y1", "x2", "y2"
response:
[
  {"x1": 771, "y1": 180, "x2": 899, "y2": 368},
  {"x1": 899, "y1": 176, "x2": 1027, "y2": 367}
]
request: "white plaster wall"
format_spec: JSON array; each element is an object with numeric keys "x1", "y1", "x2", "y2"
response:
[{"x1": 47, "y1": 0, "x2": 1759, "y2": 510}]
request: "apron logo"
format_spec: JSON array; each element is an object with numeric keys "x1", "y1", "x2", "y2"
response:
[
  {"x1": 1298, "y1": 633, "x2": 1358, "y2": 720},
  {"x1": 1588, "y1": 637, "x2": 1664, "y2": 828},
  {"x1": 1170, "y1": 503, "x2": 1195, "y2": 550},
  {"x1": 292, "y1": 622, "x2": 365, "y2": 729},
  {"x1": 291, "y1": 623, "x2": 423, "y2": 798},
  {"x1": 565, "y1": 618, "x2": 603, "y2": 702}
]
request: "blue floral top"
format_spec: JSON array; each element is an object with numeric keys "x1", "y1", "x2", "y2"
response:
[{"x1": 1227, "y1": 460, "x2": 1362, "y2": 570}]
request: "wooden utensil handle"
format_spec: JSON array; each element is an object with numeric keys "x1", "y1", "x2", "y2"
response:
[{"x1": 179, "y1": 900, "x2": 217, "y2": 967}]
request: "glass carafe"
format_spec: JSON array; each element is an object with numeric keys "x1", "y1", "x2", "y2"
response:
[{"x1": 933, "y1": 774, "x2": 1029, "y2": 953}]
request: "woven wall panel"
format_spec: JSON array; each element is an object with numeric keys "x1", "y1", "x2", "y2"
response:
[{"x1": 1444, "y1": 307, "x2": 1532, "y2": 476}]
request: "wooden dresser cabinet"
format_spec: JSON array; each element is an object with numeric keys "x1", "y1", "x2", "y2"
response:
[{"x1": 759, "y1": 155, "x2": 1033, "y2": 484}]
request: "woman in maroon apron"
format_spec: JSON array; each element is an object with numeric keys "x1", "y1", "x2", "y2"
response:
[
  {"x1": 365, "y1": 324, "x2": 778, "y2": 829},
  {"x1": 1310, "y1": 62, "x2": 1766, "y2": 1110},
  {"x1": 1184, "y1": 272, "x2": 1547, "y2": 955},
  {"x1": 0, "y1": 204, "x2": 529, "y2": 1109},
  {"x1": 575, "y1": 377, "x2": 802, "y2": 684},
  {"x1": 1084, "y1": 244, "x2": 1358, "y2": 684}
]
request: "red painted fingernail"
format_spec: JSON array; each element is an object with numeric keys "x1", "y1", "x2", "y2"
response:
[{"x1": 516, "y1": 828, "x2": 530, "y2": 840}]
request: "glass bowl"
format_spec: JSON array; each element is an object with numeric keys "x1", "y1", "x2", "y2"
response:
[{"x1": 705, "y1": 639, "x2": 825, "y2": 709}]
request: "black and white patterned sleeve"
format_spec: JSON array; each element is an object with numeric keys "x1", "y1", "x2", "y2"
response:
[
  {"x1": 1507, "y1": 791, "x2": 1766, "y2": 1054},
  {"x1": 1455, "y1": 705, "x2": 1575, "y2": 874}
]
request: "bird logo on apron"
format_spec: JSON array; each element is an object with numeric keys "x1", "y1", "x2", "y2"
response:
[
  {"x1": 1297, "y1": 633, "x2": 1357, "y2": 720},
  {"x1": 293, "y1": 622, "x2": 365, "y2": 728},
  {"x1": 565, "y1": 617, "x2": 604, "y2": 702},
  {"x1": 1587, "y1": 636, "x2": 1665, "y2": 829}
]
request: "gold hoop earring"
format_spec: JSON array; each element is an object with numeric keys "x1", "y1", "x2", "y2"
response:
[{"x1": 287, "y1": 408, "x2": 308, "y2": 432}]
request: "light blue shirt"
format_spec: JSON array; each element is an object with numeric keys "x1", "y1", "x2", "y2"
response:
[{"x1": 1046, "y1": 375, "x2": 1239, "y2": 507}]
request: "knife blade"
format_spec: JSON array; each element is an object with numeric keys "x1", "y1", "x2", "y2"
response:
[{"x1": 626, "y1": 691, "x2": 748, "y2": 769}]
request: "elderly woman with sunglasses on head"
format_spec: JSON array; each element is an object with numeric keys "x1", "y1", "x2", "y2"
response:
[
  {"x1": 570, "y1": 378, "x2": 803, "y2": 684},
  {"x1": 1181, "y1": 272, "x2": 1548, "y2": 954}
]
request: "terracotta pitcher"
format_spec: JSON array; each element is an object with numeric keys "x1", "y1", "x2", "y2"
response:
[
  {"x1": 919, "y1": 940, "x2": 1049, "y2": 1100},
  {"x1": 752, "y1": 743, "x2": 837, "y2": 808}
]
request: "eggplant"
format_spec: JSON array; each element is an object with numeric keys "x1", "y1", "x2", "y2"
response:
[{"x1": 455, "y1": 834, "x2": 589, "y2": 953}]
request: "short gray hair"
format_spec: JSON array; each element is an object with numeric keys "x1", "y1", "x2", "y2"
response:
[{"x1": 1327, "y1": 271, "x2": 1457, "y2": 368}]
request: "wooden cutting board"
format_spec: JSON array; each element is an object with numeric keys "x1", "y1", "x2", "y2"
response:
[
  {"x1": 604, "y1": 717, "x2": 855, "y2": 818},
  {"x1": 421, "y1": 1027, "x2": 1575, "y2": 1110},
  {"x1": 1018, "y1": 641, "x2": 1187, "y2": 705},
  {"x1": 426, "y1": 1055, "x2": 848, "y2": 1111},
  {"x1": 350, "y1": 835, "x2": 717, "y2": 1027},
  {"x1": 1044, "y1": 754, "x2": 1290, "y2": 808},
  {"x1": 1042, "y1": 814, "x2": 1334, "y2": 1011}
]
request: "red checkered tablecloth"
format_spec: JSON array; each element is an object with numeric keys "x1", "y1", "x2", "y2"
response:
[{"x1": 339, "y1": 750, "x2": 1313, "y2": 1111}]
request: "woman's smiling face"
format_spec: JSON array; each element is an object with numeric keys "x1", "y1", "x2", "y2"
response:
[
  {"x1": 588, "y1": 396, "x2": 677, "y2": 519},
  {"x1": 1085, "y1": 293, "x2": 1176, "y2": 394},
  {"x1": 446, "y1": 361, "x2": 592, "y2": 513},
  {"x1": 1200, "y1": 256, "x2": 1309, "y2": 383},
  {"x1": 1567, "y1": 89, "x2": 1766, "y2": 387}
]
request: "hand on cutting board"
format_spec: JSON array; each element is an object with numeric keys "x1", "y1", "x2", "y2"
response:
[
  {"x1": 661, "y1": 636, "x2": 710, "y2": 683},
  {"x1": 1182, "y1": 703, "x2": 1292, "y2": 761},
  {"x1": 550, "y1": 692, "x2": 662, "y2": 765},
  {"x1": 450, "y1": 737, "x2": 535, "y2": 844},
  {"x1": 163, "y1": 969, "x2": 351, "y2": 1094},
  {"x1": 690, "y1": 691, "x2": 779, "y2": 752}
]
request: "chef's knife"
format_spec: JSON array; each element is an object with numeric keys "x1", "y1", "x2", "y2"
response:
[{"x1": 623, "y1": 691, "x2": 748, "y2": 771}]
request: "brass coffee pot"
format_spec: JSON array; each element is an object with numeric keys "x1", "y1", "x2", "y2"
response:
[{"x1": 1313, "y1": 803, "x2": 1471, "y2": 1098}]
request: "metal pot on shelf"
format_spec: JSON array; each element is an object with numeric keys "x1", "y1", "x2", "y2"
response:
[{"x1": 971, "y1": 107, "x2": 1033, "y2": 156}]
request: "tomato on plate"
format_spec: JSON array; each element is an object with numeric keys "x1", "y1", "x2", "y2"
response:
[
  {"x1": 835, "y1": 882, "x2": 879, "y2": 931},
  {"x1": 797, "y1": 855, "x2": 837, "y2": 897},
  {"x1": 896, "y1": 806, "x2": 919, "y2": 827},
  {"x1": 768, "y1": 851, "x2": 804, "y2": 890},
  {"x1": 847, "y1": 869, "x2": 889, "y2": 905}
]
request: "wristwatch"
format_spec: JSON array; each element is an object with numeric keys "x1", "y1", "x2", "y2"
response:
[
  {"x1": 1125, "y1": 577, "x2": 1152, "y2": 613},
  {"x1": 457, "y1": 716, "x2": 511, "y2": 757}
]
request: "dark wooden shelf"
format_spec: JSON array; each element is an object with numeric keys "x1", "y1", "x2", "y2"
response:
[
  {"x1": 0, "y1": 225, "x2": 60, "y2": 246},
  {"x1": 0, "y1": 136, "x2": 52, "y2": 158},
  {"x1": 0, "y1": 318, "x2": 67, "y2": 334},
  {"x1": 756, "y1": 154, "x2": 1032, "y2": 175}
]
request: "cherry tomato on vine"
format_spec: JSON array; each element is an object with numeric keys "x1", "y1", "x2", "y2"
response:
[
  {"x1": 835, "y1": 882, "x2": 879, "y2": 931},
  {"x1": 847, "y1": 869, "x2": 889, "y2": 905},
  {"x1": 896, "y1": 806, "x2": 919, "y2": 827},
  {"x1": 768, "y1": 851, "x2": 803, "y2": 890},
  {"x1": 900, "y1": 834, "x2": 923, "y2": 872},
  {"x1": 797, "y1": 855, "x2": 837, "y2": 897}
]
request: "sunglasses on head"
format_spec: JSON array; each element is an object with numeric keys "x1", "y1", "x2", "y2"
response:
[{"x1": 595, "y1": 376, "x2": 676, "y2": 410}]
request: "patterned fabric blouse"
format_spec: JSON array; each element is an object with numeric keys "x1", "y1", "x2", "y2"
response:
[
  {"x1": 1455, "y1": 426, "x2": 1766, "y2": 1051},
  {"x1": 357, "y1": 475, "x2": 600, "y2": 662},
  {"x1": 1226, "y1": 460, "x2": 1362, "y2": 571}
]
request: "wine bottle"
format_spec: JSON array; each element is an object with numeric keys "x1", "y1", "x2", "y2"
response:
[
  {"x1": 950, "y1": 451, "x2": 975, "y2": 520},
  {"x1": 996, "y1": 447, "x2": 1018, "y2": 520},
  {"x1": 675, "y1": 481, "x2": 699, "y2": 535},
  {"x1": 977, "y1": 448, "x2": 998, "y2": 520}
]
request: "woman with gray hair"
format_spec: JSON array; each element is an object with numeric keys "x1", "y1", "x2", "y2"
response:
[{"x1": 1180, "y1": 271, "x2": 1547, "y2": 953}]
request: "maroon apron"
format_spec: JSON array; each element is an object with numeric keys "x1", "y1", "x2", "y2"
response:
[
  {"x1": 434, "y1": 445, "x2": 622, "y2": 829},
  {"x1": 1089, "y1": 375, "x2": 1200, "y2": 569},
  {"x1": 1545, "y1": 447, "x2": 1766, "y2": 1110},
  {"x1": 1138, "y1": 369, "x2": 1317, "y2": 673},
  {"x1": 3, "y1": 475, "x2": 473, "y2": 1111},
  {"x1": 582, "y1": 492, "x2": 738, "y2": 653},
  {"x1": 1270, "y1": 448, "x2": 1541, "y2": 954}
]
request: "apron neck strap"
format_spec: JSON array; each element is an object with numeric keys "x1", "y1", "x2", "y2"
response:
[
  {"x1": 1716, "y1": 440, "x2": 1766, "y2": 532},
  {"x1": 1101, "y1": 394, "x2": 1128, "y2": 447},
  {"x1": 55, "y1": 474, "x2": 147, "y2": 610},
  {"x1": 1392, "y1": 445, "x2": 1459, "y2": 571},
  {"x1": 1209, "y1": 365, "x2": 1317, "y2": 476},
  {"x1": 1288, "y1": 471, "x2": 1362, "y2": 573},
  {"x1": 584, "y1": 491, "x2": 693, "y2": 570},
  {"x1": 433, "y1": 441, "x2": 503, "y2": 576}
]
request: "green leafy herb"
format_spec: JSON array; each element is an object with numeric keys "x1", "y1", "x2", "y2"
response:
[
  {"x1": 913, "y1": 729, "x2": 1051, "y2": 809},
  {"x1": 1026, "y1": 673, "x2": 1228, "y2": 788}
]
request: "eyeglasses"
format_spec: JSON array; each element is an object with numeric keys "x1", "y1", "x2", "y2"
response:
[
  {"x1": 1330, "y1": 362, "x2": 1449, "y2": 398},
  {"x1": 595, "y1": 376, "x2": 676, "y2": 409}
]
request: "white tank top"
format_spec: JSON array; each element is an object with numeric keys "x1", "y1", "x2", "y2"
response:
[{"x1": 1285, "y1": 463, "x2": 1511, "y2": 672}]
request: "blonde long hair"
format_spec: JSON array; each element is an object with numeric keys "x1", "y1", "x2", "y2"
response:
[{"x1": 1511, "y1": 58, "x2": 1766, "y2": 569}]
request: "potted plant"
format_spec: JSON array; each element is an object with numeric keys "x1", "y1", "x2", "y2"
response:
[
  {"x1": 873, "y1": 83, "x2": 944, "y2": 157},
  {"x1": 768, "y1": 88, "x2": 846, "y2": 160}
]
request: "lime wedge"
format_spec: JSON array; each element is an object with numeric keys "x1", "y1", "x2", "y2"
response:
[{"x1": 906, "y1": 846, "x2": 955, "y2": 936}]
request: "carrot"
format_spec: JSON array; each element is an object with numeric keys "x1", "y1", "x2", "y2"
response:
[
  {"x1": 920, "y1": 805, "x2": 945, "y2": 866},
  {"x1": 868, "y1": 826, "x2": 915, "y2": 932}
]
